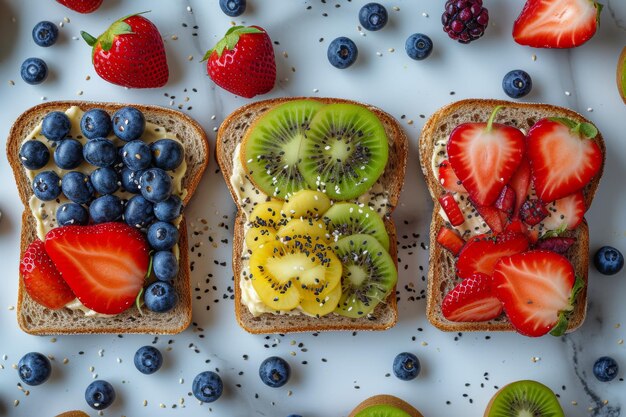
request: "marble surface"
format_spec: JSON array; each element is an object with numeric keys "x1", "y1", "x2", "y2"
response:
[{"x1": 0, "y1": 0, "x2": 625, "y2": 416}]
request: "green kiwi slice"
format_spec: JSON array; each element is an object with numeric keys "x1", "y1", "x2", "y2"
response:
[
  {"x1": 298, "y1": 103, "x2": 389, "y2": 200},
  {"x1": 355, "y1": 405, "x2": 412, "y2": 417},
  {"x1": 323, "y1": 203, "x2": 390, "y2": 251},
  {"x1": 242, "y1": 100, "x2": 325, "y2": 199},
  {"x1": 333, "y1": 234, "x2": 397, "y2": 318},
  {"x1": 485, "y1": 380, "x2": 564, "y2": 417}
]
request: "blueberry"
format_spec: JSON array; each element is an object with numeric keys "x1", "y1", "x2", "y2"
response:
[
  {"x1": 83, "y1": 138, "x2": 117, "y2": 167},
  {"x1": 192, "y1": 371, "x2": 223, "y2": 402},
  {"x1": 112, "y1": 107, "x2": 145, "y2": 142},
  {"x1": 32, "y1": 21, "x2": 58, "y2": 47},
  {"x1": 393, "y1": 352, "x2": 420, "y2": 381},
  {"x1": 89, "y1": 195, "x2": 123, "y2": 223},
  {"x1": 41, "y1": 111, "x2": 70, "y2": 141},
  {"x1": 287, "y1": 415, "x2": 303, "y2": 417},
  {"x1": 91, "y1": 167, "x2": 119, "y2": 195},
  {"x1": 327, "y1": 37, "x2": 358, "y2": 69},
  {"x1": 359, "y1": 3, "x2": 388, "y2": 31},
  {"x1": 134, "y1": 346, "x2": 163, "y2": 375},
  {"x1": 502, "y1": 69, "x2": 533, "y2": 99},
  {"x1": 124, "y1": 195, "x2": 155, "y2": 229},
  {"x1": 405, "y1": 33, "x2": 433, "y2": 61},
  {"x1": 140, "y1": 168, "x2": 172, "y2": 203},
  {"x1": 85, "y1": 380, "x2": 115, "y2": 410},
  {"x1": 61, "y1": 171, "x2": 94, "y2": 204},
  {"x1": 151, "y1": 139, "x2": 184, "y2": 171},
  {"x1": 153, "y1": 251, "x2": 179, "y2": 281},
  {"x1": 56, "y1": 203, "x2": 89, "y2": 226},
  {"x1": 120, "y1": 168, "x2": 145, "y2": 194},
  {"x1": 259, "y1": 356, "x2": 290, "y2": 388},
  {"x1": 594, "y1": 246, "x2": 624, "y2": 275},
  {"x1": 219, "y1": 0, "x2": 246, "y2": 16},
  {"x1": 147, "y1": 221, "x2": 179, "y2": 251},
  {"x1": 81, "y1": 109, "x2": 112, "y2": 139},
  {"x1": 17, "y1": 352, "x2": 51, "y2": 386},
  {"x1": 19, "y1": 140, "x2": 50, "y2": 170},
  {"x1": 154, "y1": 195, "x2": 183, "y2": 222},
  {"x1": 144, "y1": 281, "x2": 177, "y2": 313},
  {"x1": 32, "y1": 171, "x2": 61, "y2": 201},
  {"x1": 122, "y1": 140, "x2": 152, "y2": 171},
  {"x1": 593, "y1": 356, "x2": 619, "y2": 382},
  {"x1": 54, "y1": 139, "x2": 83, "y2": 170},
  {"x1": 20, "y1": 57, "x2": 48, "y2": 85}
]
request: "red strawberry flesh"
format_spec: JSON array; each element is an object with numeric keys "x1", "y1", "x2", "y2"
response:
[
  {"x1": 439, "y1": 193, "x2": 465, "y2": 226},
  {"x1": 520, "y1": 199, "x2": 548, "y2": 226},
  {"x1": 494, "y1": 185, "x2": 515, "y2": 217},
  {"x1": 438, "y1": 159, "x2": 467, "y2": 193},
  {"x1": 469, "y1": 198, "x2": 504, "y2": 234},
  {"x1": 509, "y1": 157, "x2": 531, "y2": 218},
  {"x1": 442, "y1": 273, "x2": 503, "y2": 322},
  {"x1": 541, "y1": 191, "x2": 586, "y2": 231},
  {"x1": 456, "y1": 232, "x2": 529, "y2": 279},
  {"x1": 57, "y1": 0, "x2": 102, "y2": 13},
  {"x1": 437, "y1": 227, "x2": 466, "y2": 256},
  {"x1": 534, "y1": 237, "x2": 577, "y2": 255}
]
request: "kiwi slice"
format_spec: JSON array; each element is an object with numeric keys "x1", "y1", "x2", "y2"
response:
[
  {"x1": 485, "y1": 380, "x2": 564, "y2": 417},
  {"x1": 333, "y1": 234, "x2": 397, "y2": 318},
  {"x1": 323, "y1": 203, "x2": 390, "y2": 251},
  {"x1": 618, "y1": 47, "x2": 626, "y2": 104},
  {"x1": 298, "y1": 103, "x2": 389, "y2": 200},
  {"x1": 242, "y1": 100, "x2": 325, "y2": 199},
  {"x1": 354, "y1": 405, "x2": 412, "y2": 417}
]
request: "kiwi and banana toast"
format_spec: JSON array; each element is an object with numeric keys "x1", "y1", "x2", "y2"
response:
[{"x1": 217, "y1": 97, "x2": 408, "y2": 333}]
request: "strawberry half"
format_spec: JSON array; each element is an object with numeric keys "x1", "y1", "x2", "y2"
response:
[
  {"x1": 57, "y1": 0, "x2": 102, "y2": 13},
  {"x1": 45, "y1": 223, "x2": 150, "y2": 315},
  {"x1": 448, "y1": 106, "x2": 525, "y2": 206},
  {"x1": 437, "y1": 227, "x2": 466, "y2": 256},
  {"x1": 442, "y1": 273, "x2": 503, "y2": 322},
  {"x1": 203, "y1": 26, "x2": 276, "y2": 99},
  {"x1": 81, "y1": 14, "x2": 169, "y2": 88},
  {"x1": 20, "y1": 240, "x2": 75, "y2": 310},
  {"x1": 513, "y1": 0, "x2": 602, "y2": 49},
  {"x1": 527, "y1": 118, "x2": 602, "y2": 202},
  {"x1": 439, "y1": 193, "x2": 465, "y2": 226},
  {"x1": 541, "y1": 191, "x2": 586, "y2": 231},
  {"x1": 456, "y1": 232, "x2": 529, "y2": 279},
  {"x1": 493, "y1": 250, "x2": 579, "y2": 337},
  {"x1": 438, "y1": 159, "x2": 466, "y2": 193}
]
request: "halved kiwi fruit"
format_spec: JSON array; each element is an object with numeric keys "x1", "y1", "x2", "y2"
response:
[
  {"x1": 242, "y1": 100, "x2": 325, "y2": 199},
  {"x1": 323, "y1": 203, "x2": 390, "y2": 251},
  {"x1": 484, "y1": 380, "x2": 564, "y2": 417},
  {"x1": 298, "y1": 103, "x2": 389, "y2": 200},
  {"x1": 354, "y1": 405, "x2": 412, "y2": 417},
  {"x1": 333, "y1": 234, "x2": 397, "y2": 318}
]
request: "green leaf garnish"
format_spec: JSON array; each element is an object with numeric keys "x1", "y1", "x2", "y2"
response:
[
  {"x1": 201, "y1": 26, "x2": 264, "y2": 61},
  {"x1": 550, "y1": 275, "x2": 585, "y2": 337},
  {"x1": 135, "y1": 287, "x2": 144, "y2": 316},
  {"x1": 486, "y1": 105, "x2": 504, "y2": 133},
  {"x1": 81, "y1": 31, "x2": 97, "y2": 46},
  {"x1": 540, "y1": 223, "x2": 567, "y2": 239},
  {"x1": 549, "y1": 117, "x2": 597, "y2": 139}
]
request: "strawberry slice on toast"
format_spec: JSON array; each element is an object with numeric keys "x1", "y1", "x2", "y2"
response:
[
  {"x1": 437, "y1": 227, "x2": 466, "y2": 256},
  {"x1": 541, "y1": 191, "x2": 586, "y2": 231},
  {"x1": 456, "y1": 232, "x2": 529, "y2": 279},
  {"x1": 438, "y1": 159, "x2": 467, "y2": 193},
  {"x1": 442, "y1": 273, "x2": 503, "y2": 322}
]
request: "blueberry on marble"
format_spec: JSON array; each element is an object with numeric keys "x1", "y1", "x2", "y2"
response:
[
  {"x1": 32, "y1": 21, "x2": 58, "y2": 47},
  {"x1": 80, "y1": 109, "x2": 112, "y2": 139},
  {"x1": 134, "y1": 346, "x2": 163, "y2": 375},
  {"x1": 120, "y1": 168, "x2": 145, "y2": 194},
  {"x1": 502, "y1": 69, "x2": 532, "y2": 99},
  {"x1": 153, "y1": 251, "x2": 179, "y2": 281},
  {"x1": 54, "y1": 138, "x2": 83, "y2": 170},
  {"x1": 20, "y1": 57, "x2": 48, "y2": 85},
  {"x1": 90, "y1": 167, "x2": 119, "y2": 195},
  {"x1": 259, "y1": 356, "x2": 290, "y2": 388},
  {"x1": 122, "y1": 140, "x2": 152, "y2": 171},
  {"x1": 219, "y1": 0, "x2": 246, "y2": 16},
  {"x1": 154, "y1": 195, "x2": 183, "y2": 222},
  {"x1": 89, "y1": 194, "x2": 123, "y2": 223},
  {"x1": 147, "y1": 221, "x2": 179, "y2": 251},
  {"x1": 124, "y1": 195, "x2": 155, "y2": 229},
  {"x1": 41, "y1": 111, "x2": 70, "y2": 141},
  {"x1": 56, "y1": 203, "x2": 89, "y2": 226},
  {"x1": 593, "y1": 356, "x2": 619, "y2": 382},
  {"x1": 151, "y1": 139, "x2": 184, "y2": 171},
  {"x1": 594, "y1": 246, "x2": 624, "y2": 276},
  {"x1": 405, "y1": 33, "x2": 433, "y2": 61},
  {"x1": 140, "y1": 168, "x2": 173, "y2": 203},
  {"x1": 112, "y1": 107, "x2": 145, "y2": 142},
  {"x1": 62, "y1": 171, "x2": 94, "y2": 204},
  {"x1": 19, "y1": 140, "x2": 50, "y2": 170},
  {"x1": 327, "y1": 37, "x2": 358, "y2": 69},
  {"x1": 85, "y1": 380, "x2": 115, "y2": 410},
  {"x1": 32, "y1": 171, "x2": 61, "y2": 201},
  {"x1": 359, "y1": 3, "x2": 388, "y2": 31},
  {"x1": 83, "y1": 138, "x2": 117, "y2": 167},
  {"x1": 18, "y1": 352, "x2": 51, "y2": 386},
  {"x1": 144, "y1": 281, "x2": 177, "y2": 313},
  {"x1": 287, "y1": 415, "x2": 303, "y2": 417},
  {"x1": 192, "y1": 371, "x2": 223, "y2": 403},
  {"x1": 393, "y1": 352, "x2": 420, "y2": 381}
]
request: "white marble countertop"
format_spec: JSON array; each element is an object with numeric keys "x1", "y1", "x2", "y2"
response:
[{"x1": 0, "y1": 0, "x2": 625, "y2": 416}]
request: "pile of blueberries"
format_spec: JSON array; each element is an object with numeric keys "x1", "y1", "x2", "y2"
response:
[{"x1": 19, "y1": 106, "x2": 185, "y2": 312}]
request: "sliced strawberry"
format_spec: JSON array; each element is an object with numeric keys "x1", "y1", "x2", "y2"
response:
[
  {"x1": 534, "y1": 237, "x2": 577, "y2": 255},
  {"x1": 437, "y1": 227, "x2": 465, "y2": 256},
  {"x1": 493, "y1": 250, "x2": 576, "y2": 337},
  {"x1": 527, "y1": 118, "x2": 603, "y2": 202},
  {"x1": 57, "y1": 0, "x2": 102, "y2": 13},
  {"x1": 520, "y1": 199, "x2": 548, "y2": 226},
  {"x1": 541, "y1": 191, "x2": 586, "y2": 231},
  {"x1": 442, "y1": 273, "x2": 503, "y2": 322},
  {"x1": 439, "y1": 193, "x2": 465, "y2": 226},
  {"x1": 469, "y1": 198, "x2": 504, "y2": 234},
  {"x1": 494, "y1": 185, "x2": 515, "y2": 217},
  {"x1": 509, "y1": 158, "x2": 531, "y2": 218},
  {"x1": 438, "y1": 159, "x2": 466, "y2": 193},
  {"x1": 45, "y1": 223, "x2": 150, "y2": 315},
  {"x1": 513, "y1": 0, "x2": 602, "y2": 49},
  {"x1": 505, "y1": 219, "x2": 526, "y2": 235},
  {"x1": 20, "y1": 240, "x2": 75, "y2": 310},
  {"x1": 447, "y1": 106, "x2": 525, "y2": 206},
  {"x1": 456, "y1": 233, "x2": 529, "y2": 279}
]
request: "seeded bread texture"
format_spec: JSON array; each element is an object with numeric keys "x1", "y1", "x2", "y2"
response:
[
  {"x1": 418, "y1": 99, "x2": 606, "y2": 333},
  {"x1": 348, "y1": 395, "x2": 425, "y2": 417},
  {"x1": 7, "y1": 101, "x2": 209, "y2": 335},
  {"x1": 217, "y1": 97, "x2": 408, "y2": 334}
]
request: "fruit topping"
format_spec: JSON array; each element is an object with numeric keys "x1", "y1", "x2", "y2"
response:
[
  {"x1": 484, "y1": 380, "x2": 564, "y2": 417},
  {"x1": 354, "y1": 405, "x2": 412, "y2": 417},
  {"x1": 144, "y1": 281, "x2": 178, "y2": 313},
  {"x1": 42, "y1": 111, "x2": 71, "y2": 141},
  {"x1": 405, "y1": 33, "x2": 433, "y2": 61},
  {"x1": 18, "y1": 352, "x2": 52, "y2": 386},
  {"x1": 327, "y1": 37, "x2": 358, "y2": 69},
  {"x1": 359, "y1": 3, "x2": 388, "y2": 31},
  {"x1": 594, "y1": 246, "x2": 624, "y2": 276},
  {"x1": 57, "y1": 203, "x2": 89, "y2": 226},
  {"x1": 442, "y1": 272, "x2": 503, "y2": 322},
  {"x1": 147, "y1": 221, "x2": 180, "y2": 251},
  {"x1": 62, "y1": 171, "x2": 94, "y2": 204},
  {"x1": 20, "y1": 57, "x2": 48, "y2": 85},
  {"x1": 456, "y1": 233, "x2": 529, "y2": 279},
  {"x1": 438, "y1": 159, "x2": 466, "y2": 193},
  {"x1": 469, "y1": 199, "x2": 505, "y2": 234},
  {"x1": 54, "y1": 138, "x2": 84, "y2": 170},
  {"x1": 323, "y1": 203, "x2": 390, "y2": 251},
  {"x1": 442, "y1": 0, "x2": 489, "y2": 44},
  {"x1": 90, "y1": 167, "x2": 120, "y2": 195},
  {"x1": 509, "y1": 157, "x2": 531, "y2": 219},
  {"x1": 57, "y1": 0, "x2": 103, "y2": 13},
  {"x1": 277, "y1": 218, "x2": 330, "y2": 243},
  {"x1": 436, "y1": 227, "x2": 465, "y2": 256},
  {"x1": 540, "y1": 191, "x2": 585, "y2": 231},
  {"x1": 392, "y1": 352, "x2": 421, "y2": 381},
  {"x1": 192, "y1": 371, "x2": 223, "y2": 402},
  {"x1": 534, "y1": 237, "x2": 576, "y2": 255},
  {"x1": 124, "y1": 195, "x2": 155, "y2": 229},
  {"x1": 140, "y1": 168, "x2": 173, "y2": 203},
  {"x1": 134, "y1": 346, "x2": 163, "y2": 375},
  {"x1": 154, "y1": 195, "x2": 183, "y2": 222},
  {"x1": 151, "y1": 139, "x2": 184, "y2": 171},
  {"x1": 250, "y1": 200, "x2": 287, "y2": 229},
  {"x1": 593, "y1": 356, "x2": 619, "y2": 382},
  {"x1": 80, "y1": 108, "x2": 112, "y2": 139},
  {"x1": 283, "y1": 190, "x2": 331, "y2": 219},
  {"x1": 112, "y1": 106, "x2": 146, "y2": 142},
  {"x1": 32, "y1": 171, "x2": 61, "y2": 201},
  {"x1": 32, "y1": 21, "x2": 58, "y2": 47},
  {"x1": 259, "y1": 356, "x2": 290, "y2": 388},
  {"x1": 90, "y1": 195, "x2": 124, "y2": 223},
  {"x1": 122, "y1": 140, "x2": 152, "y2": 171},
  {"x1": 219, "y1": 0, "x2": 246, "y2": 17},
  {"x1": 85, "y1": 380, "x2": 115, "y2": 410},
  {"x1": 502, "y1": 69, "x2": 532, "y2": 99},
  {"x1": 519, "y1": 199, "x2": 548, "y2": 226},
  {"x1": 83, "y1": 138, "x2": 117, "y2": 168},
  {"x1": 439, "y1": 193, "x2": 465, "y2": 226},
  {"x1": 494, "y1": 185, "x2": 515, "y2": 217},
  {"x1": 153, "y1": 251, "x2": 179, "y2": 281},
  {"x1": 19, "y1": 140, "x2": 50, "y2": 170},
  {"x1": 121, "y1": 168, "x2": 145, "y2": 194},
  {"x1": 619, "y1": 47, "x2": 626, "y2": 104}
]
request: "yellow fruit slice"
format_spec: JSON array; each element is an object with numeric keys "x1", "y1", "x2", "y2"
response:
[
  {"x1": 300, "y1": 284, "x2": 341, "y2": 317},
  {"x1": 245, "y1": 226, "x2": 276, "y2": 251},
  {"x1": 249, "y1": 200, "x2": 286, "y2": 229},
  {"x1": 618, "y1": 46, "x2": 626, "y2": 104},
  {"x1": 250, "y1": 242, "x2": 301, "y2": 310},
  {"x1": 283, "y1": 189, "x2": 331, "y2": 219},
  {"x1": 277, "y1": 218, "x2": 330, "y2": 243},
  {"x1": 292, "y1": 242, "x2": 342, "y2": 301}
]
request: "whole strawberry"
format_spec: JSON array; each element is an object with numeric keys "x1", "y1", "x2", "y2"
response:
[
  {"x1": 81, "y1": 13, "x2": 169, "y2": 88},
  {"x1": 202, "y1": 26, "x2": 276, "y2": 98},
  {"x1": 57, "y1": 0, "x2": 103, "y2": 13}
]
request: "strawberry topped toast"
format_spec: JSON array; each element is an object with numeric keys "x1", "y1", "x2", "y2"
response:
[{"x1": 419, "y1": 99, "x2": 605, "y2": 337}]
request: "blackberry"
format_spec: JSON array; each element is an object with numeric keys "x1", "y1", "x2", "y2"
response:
[{"x1": 442, "y1": 0, "x2": 489, "y2": 44}]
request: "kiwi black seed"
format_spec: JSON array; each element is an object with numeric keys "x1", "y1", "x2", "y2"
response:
[
  {"x1": 485, "y1": 380, "x2": 564, "y2": 417},
  {"x1": 323, "y1": 202, "x2": 390, "y2": 251},
  {"x1": 298, "y1": 103, "x2": 389, "y2": 200},
  {"x1": 243, "y1": 100, "x2": 325, "y2": 199}
]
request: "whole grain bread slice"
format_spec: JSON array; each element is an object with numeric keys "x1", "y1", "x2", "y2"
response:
[
  {"x1": 6, "y1": 101, "x2": 209, "y2": 335},
  {"x1": 418, "y1": 99, "x2": 605, "y2": 333},
  {"x1": 216, "y1": 97, "x2": 408, "y2": 334}
]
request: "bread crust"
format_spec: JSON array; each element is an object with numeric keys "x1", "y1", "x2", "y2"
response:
[
  {"x1": 217, "y1": 97, "x2": 408, "y2": 334},
  {"x1": 419, "y1": 99, "x2": 605, "y2": 333},
  {"x1": 348, "y1": 394, "x2": 424, "y2": 417},
  {"x1": 7, "y1": 101, "x2": 209, "y2": 335}
]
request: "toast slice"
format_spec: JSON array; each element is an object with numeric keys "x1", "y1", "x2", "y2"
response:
[
  {"x1": 419, "y1": 99, "x2": 605, "y2": 333},
  {"x1": 217, "y1": 97, "x2": 408, "y2": 333},
  {"x1": 6, "y1": 101, "x2": 209, "y2": 335}
]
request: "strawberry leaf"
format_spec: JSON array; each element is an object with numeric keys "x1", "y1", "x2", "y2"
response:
[
  {"x1": 81, "y1": 31, "x2": 98, "y2": 46},
  {"x1": 135, "y1": 287, "x2": 144, "y2": 316},
  {"x1": 486, "y1": 105, "x2": 504, "y2": 132},
  {"x1": 548, "y1": 117, "x2": 597, "y2": 139},
  {"x1": 549, "y1": 275, "x2": 584, "y2": 337},
  {"x1": 577, "y1": 122, "x2": 598, "y2": 139},
  {"x1": 595, "y1": 2, "x2": 603, "y2": 26},
  {"x1": 210, "y1": 26, "x2": 264, "y2": 59},
  {"x1": 99, "y1": 21, "x2": 134, "y2": 52}
]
